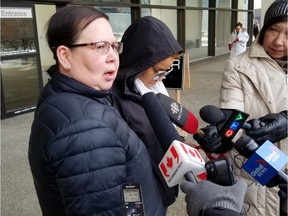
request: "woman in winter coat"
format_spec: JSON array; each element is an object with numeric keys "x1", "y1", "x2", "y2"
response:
[
  {"x1": 219, "y1": 1, "x2": 288, "y2": 216},
  {"x1": 28, "y1": 6, "x2": 165, "y2": 216},
  {"x1": 111, "y1": 16, "x2": 183, "y2": 210},
  {"x1": 229, "y1": 22, "x2": 250, "y2": 57}
]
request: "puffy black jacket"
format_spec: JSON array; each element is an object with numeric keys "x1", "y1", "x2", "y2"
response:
[
  {"x1": 112, "y1": 16, "x2": 183, "y2": 207},
  {"x1": 28, "y1": 72, "x2": 165, "y2": 216}
]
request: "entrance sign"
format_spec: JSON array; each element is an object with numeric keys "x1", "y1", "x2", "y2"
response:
[{"x1": 1, "y1": 7, "x2": 33, "y2": 18}]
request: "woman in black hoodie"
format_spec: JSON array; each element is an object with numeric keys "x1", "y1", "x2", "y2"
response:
[{"x1": 111, "y1": 16, "x2": 183, "y2": 209}]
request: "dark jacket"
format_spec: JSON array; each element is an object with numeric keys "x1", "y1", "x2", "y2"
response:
[
  {"x1": 111, "y1": 16, "x2": 183, "y2": 207},
  {"x1": 28, "y1": 72, "x2": 165, "y2": 216}
]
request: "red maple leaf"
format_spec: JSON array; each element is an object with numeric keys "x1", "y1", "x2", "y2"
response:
[{"x1": 166, "y1": 157, "x2": 173, "y2": 168}]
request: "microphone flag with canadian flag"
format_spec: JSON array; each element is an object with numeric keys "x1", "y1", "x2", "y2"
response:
[{"x1": 159, "y1": 140, "x2": 207, "y2": 187}]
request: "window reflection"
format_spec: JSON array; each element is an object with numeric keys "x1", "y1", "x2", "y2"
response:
[
  {"x1": 1, "y1": 18, "x2": 36, "y2": 57},
  {"x1": 215, "y1": 10, "x2": 231, "y2": 56},
  {"x1": 2, "y1": 57, "x2": 40, "y2": 112},
  {"x1": 96, "y1": 6, "x2": 131, "y2": 41},
  {"x1": 186, "y1": 10, "x2": 208, "y2": 60}
]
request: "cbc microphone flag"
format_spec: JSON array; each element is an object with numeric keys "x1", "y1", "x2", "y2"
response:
[
  {"x1": 242, "y1": 140, "x2": 288, "y2": 185},
  {"x1": 159, "y1": 140, "x2": 206, "y2": 187}
]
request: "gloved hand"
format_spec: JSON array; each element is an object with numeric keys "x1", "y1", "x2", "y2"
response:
[
  {"x1": 193, "y1": 125, "x2": 233, "y2": 154},
  {"x1": 180, "y1": 179, "x2": 247, "y2": 216},
  {"x1": 245, "y1": 110, "x2": 288, "y2": 144},
  {"x1": 235, "y1": 38, "x2": 239, "y2": 42},
  {"x1": 266, "y1": 174, "x2": 286, "y2": 188},
  {"x1": 279, "y1": 183, "x2": 287, "y2": 216},
  {"x1": 279, "y1": 183, "x2": 287, "y2": 200}
]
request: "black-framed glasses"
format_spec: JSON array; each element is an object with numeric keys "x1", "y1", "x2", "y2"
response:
[
  {"x1": 152, "y1": 65, "x2": 174, "y2": 81},
  {"x1": 67, "y1": 41, "x2": 123, "y2": 55}
]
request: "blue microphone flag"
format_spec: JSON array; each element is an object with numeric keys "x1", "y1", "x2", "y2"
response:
[{"x1": 242, "y1": 140, "x2": 288, "y2": 185}]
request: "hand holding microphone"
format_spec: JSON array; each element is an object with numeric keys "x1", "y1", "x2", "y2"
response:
[
  {"x1": 180, "y1": 179, "x2": 247, "y2": 216},
  {"x1": 193, "y1": 125, "x2": 233, "y2": 154},
  {"x1": 193, "y1": 105, "x2": 249, "y2": 155},
  {"x1": 234, "y1": 134, "x2": 288, "y2": 185},
  {"x1": 244, "y1": 110, "x2": 288, "y2": 144}
]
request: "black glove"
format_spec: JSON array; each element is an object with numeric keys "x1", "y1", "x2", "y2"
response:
[
  {"x1": 279, "y1": 183, "x2": 287, "y2": 200},
  {"x1": 180, "y1": 179, "x2": 247, "y2": 216},
  {"x1": 266, "y1": 174, "x2": 286, "y2": 188},
  {"x1": 279, "y1": 183, "x2": 287, "y2": 216},
  {"x1": 245, "y1": 110, "x2": 288, "y2": 144},
  {"x1": 193, "y1": 125, "x2": 233, "y2": 154}
]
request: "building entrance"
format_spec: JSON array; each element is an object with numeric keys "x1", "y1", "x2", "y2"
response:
[{"x1": 1, "y1": 5, "x2": 42, "y2": 119}]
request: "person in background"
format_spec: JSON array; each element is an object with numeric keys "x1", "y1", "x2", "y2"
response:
[
  {"x1": 253, "y1": 19, "x2": 260, "y2": 39},
  {"x1": 111, "y1": 16, "x2": 183, "y2": 209},
  {"x1": 229, "y1": 22, "x2": 249, "y2": 57},
  {"x1": 28, "y1": 6, "x2": 166, "y2": 215},
  {"x1": 219, "y1": 0, "x2": 287, "y2": 215}
]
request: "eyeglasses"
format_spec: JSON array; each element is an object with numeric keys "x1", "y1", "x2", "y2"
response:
[
  {"x1": 152, "y1": 65, "x2": 174, "y2": 81},
  {"x1": 67, "y1": 41, "x2": 123, "y2": 55}
]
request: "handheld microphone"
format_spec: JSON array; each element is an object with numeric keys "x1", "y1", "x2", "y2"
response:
[
  {"x1": 159, "y1": 140, "x2": 207, "y2": 187},
  {"x1": 142, "y1": 93, "x2": 235, "y2": 187},
  {"x1": 142, "y1": 92, "x2": 184, "y2": 152},
  {"x1": 159, "y1": 140, "x2": 235, "y2": 187},
  {"x1": 234, "y1": 135, "x2": 288, "y2": 185},
  {"x1": 142, "y1": 92, "x2": 204, "y2": 184},
  {"x1": 156, "y1": 93, "x2": 199, "y2": 134},
  {"x1": 199, "y1": 105, "x2": 249, "y2": 141}
]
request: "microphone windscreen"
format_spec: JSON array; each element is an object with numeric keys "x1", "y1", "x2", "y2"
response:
[
  {"x1": 156, "y1": 93, "x2": 198, "y2": 134},
  {"x1": 199, "y1": 105, "x2": 226, "y2": 124},
  {"x1": 142, "y1": 92, "x2": 183, "y2": 152},
  {"x1": 234, "y1": 134, "x2": 259, "y2": 158}
]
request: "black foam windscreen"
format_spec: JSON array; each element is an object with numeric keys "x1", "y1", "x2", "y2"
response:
[
  {"x1": 199, "y1": 105, "x2": 226, "y2": 125},
  {"x1": 142, "y1": 92, "x2": 183, "y2": 152}
]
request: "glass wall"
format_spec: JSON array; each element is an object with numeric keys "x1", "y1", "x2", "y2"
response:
[
  {"x1": 0, "y1": 0, "x2": 254, "y2": 118},
  {"x1": 1, "y1": 6, "x2": 41, "y2": 117},
  {"x1": 97, "y1": 6, "x2": 132, "y2": 41},
  {"x1": 215, "y1": 10, "x2": 232, "y2": 56},
  {"x1": 1, "y1": 58, "x2": 40, "y2": 113},
  {"x1": 238, "y1": 11, "x2": 249, "y2": 31},
  {"x1": 186, "y1": 9, "x2": 208, "y2": 60},
  {"x1": 141, "y1": 0, "x2": 176, "y2": 6},
  {"x1": 144, "y1": 9, "x2": 177, "y2": 38}
]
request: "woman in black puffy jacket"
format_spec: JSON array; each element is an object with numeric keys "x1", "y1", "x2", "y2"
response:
[{"x1": 28, "y1": 6, "x2": 165, "y2": 216}]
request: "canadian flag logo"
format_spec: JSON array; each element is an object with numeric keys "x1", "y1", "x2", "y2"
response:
[
  {"x1": 160, "y1": 145, "x2": 179, "y2": 177},
  {"x1": 180, "y1": 143, "x2": 203, "y2": 163}
]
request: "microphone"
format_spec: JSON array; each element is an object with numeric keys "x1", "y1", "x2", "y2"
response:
[
  {"x1": 142, "y1": 93, "x2": 235, "y2": 187},
  {"x1": 199, "y1": 105, "x2": 226, "y2": 125},
  {"x1": 159, "y1": 140, "x2": 235, "y2": 187},
  {"x1": 142, "y1": 92, "x2": 204, "y2": 184},
  {"x1": 142, "y1": 92, "x2": 184, "y2": 152},
  {"x1": 156, "y1": 93, "x2": 199, "y2": 134},
  {"x1": 199, "y1": 105, "x2": 249, "y2": 141},
  {"x1": 234, "y1": 135, "x2": 288, "y2": 185},
  {"x1": 193, "y1": 105, "x2": 249, "y2": 160},
  {"x1": 158, "y1": 140, "x2": 207, "y2": 187}
]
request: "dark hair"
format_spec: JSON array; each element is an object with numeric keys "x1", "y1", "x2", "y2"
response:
[
  {"x1": 258, "y1": 0, "x2": 287, "y2": 44},
  {"x1": 46, "y1": 6, "x2": 108, "y2": 75},
  {"x1": 235, "y1": 22, "x2": 243, "y2": 28}
]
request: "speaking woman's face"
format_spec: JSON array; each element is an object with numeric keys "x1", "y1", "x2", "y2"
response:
[
  {"x1": 263, "y1": 21, "x2": 288, "y2": 60},
  {"x1": 58, "y1": 18, "x2": 120, "y2": 91}
]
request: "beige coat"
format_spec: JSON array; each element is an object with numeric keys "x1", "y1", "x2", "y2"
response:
[{"x1": 219, "y1": 39, "x2": 288, "y2": 216}]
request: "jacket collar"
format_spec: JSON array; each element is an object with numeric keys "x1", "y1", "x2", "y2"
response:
[{"x1": 51, "y1": 72, "x2": 111, "y2": 100}]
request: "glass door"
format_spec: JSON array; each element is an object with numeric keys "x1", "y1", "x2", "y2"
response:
[{"x1": 1, "y1": 6, "x2": 42, "y2": 118}]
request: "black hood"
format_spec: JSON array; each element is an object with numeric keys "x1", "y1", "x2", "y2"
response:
[{"x1": 115, "y1": 16, "x2": 183, "y2": 93}]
